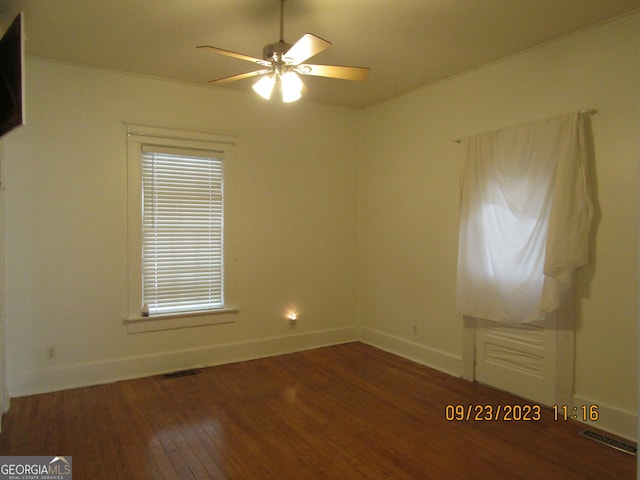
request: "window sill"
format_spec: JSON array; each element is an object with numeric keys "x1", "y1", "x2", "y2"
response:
[{"x1": 123, "y1": 308, "x2": 238, "y2": 333}]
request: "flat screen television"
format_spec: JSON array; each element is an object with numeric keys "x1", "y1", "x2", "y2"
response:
[{"x1": 0, "y1": 12, "x2": 25, "y2": 138}]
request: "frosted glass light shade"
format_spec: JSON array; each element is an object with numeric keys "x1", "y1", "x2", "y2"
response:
[
  {"x1": 252, "y1": 75, "x2": 276, "y2": 100},
  {"x1": 280, "y1": 72, "x2": 303, "y2": 103}
]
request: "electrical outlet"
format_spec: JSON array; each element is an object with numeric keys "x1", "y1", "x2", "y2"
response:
[
  {"x1": 48, "y1": 348, "x2": 56, "y2": 360},
  {"x1": 412, "y1": 325, "x2": 418, "y2": 335}
]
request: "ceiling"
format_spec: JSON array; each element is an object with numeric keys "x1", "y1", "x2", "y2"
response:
[{"x1": 1, "y1": 0, "x2": 638, "y2": 109}]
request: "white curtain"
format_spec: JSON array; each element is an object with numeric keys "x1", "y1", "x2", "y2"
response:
[{"x1": 456, "y1": 112, "x2": 593, "y2": 323}]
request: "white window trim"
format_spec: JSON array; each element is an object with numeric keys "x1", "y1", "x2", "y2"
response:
[{"x1": 123, "y1": 122, "x2": 238, "y2": 333}]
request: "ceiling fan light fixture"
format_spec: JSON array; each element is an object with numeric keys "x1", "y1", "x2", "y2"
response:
[
  {"x1": 280, "y1": 71, "x2": 303, "y2": 103},
  {"x1": 252, "y1": 74, "x2": 276, "y2": 100},
  {"x1": 199, "y1": 0, "x2": 370, "y2": 103}
]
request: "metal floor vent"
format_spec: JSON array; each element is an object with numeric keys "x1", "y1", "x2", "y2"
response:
[
  {"x1": 580, "y1": 430, "x2": 637, "y2": 456},
  {"x1": 161, "y1": 369, "x2": 200, "y2": 380}
]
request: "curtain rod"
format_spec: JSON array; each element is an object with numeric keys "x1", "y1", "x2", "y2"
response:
[{"x1": 453, "y1": 109, "x2": 597, "y2": 143}]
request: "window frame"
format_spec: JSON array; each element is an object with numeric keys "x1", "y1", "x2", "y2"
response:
[{"x1": 124, "y1": 123, "x2": 238, "y2": 333}]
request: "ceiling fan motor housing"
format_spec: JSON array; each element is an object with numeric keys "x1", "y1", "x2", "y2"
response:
[{"x1": 263, "y1": 41, "x2": 293, "y2": 62}]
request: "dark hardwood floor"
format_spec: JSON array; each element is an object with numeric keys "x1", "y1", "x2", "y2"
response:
[{"x1": 0, "y1": 342, "x2": 635, "y2": 479}]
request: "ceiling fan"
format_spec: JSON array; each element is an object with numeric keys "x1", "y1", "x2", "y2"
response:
[{"x1": 197, "y1": 0, "x2": 370, "y2": 103}]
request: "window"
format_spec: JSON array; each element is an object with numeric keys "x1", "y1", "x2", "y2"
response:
[
  {"x1": 125, "y1": 123, "x2": 238, "y2": 332},
  {"x1": 456, "y1": 112, "x2": 593, "y2": 323},
  {"x1": 142, "y1": 148, "x2": 224, "y2": 314}
]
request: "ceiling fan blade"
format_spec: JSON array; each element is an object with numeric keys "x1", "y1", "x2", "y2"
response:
[
  {"x1": 284, "y1": 33, "x2": 331, "y2": 65},
  {"x1": 208, "y1": 70, "x2": 270, "y2": 85},
  {"x1": 197, "y1": 45, "x2": 266, "y2": 65},
  {"x1": 298, "y1": 64, "x2": 370, "y2": 82}
]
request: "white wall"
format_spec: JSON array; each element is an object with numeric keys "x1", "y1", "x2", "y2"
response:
[
  {"x1": 358, "y1": 13, "x2": 638, "y2": 440},
  {"x1": 3, "y1": 59, "x2": 360, "y2": 394}
]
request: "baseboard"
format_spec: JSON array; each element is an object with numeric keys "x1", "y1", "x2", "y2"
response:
[
  {"x1": 571, "y1": 394, "x2": 637, "y2": 443},
  {"x1": 359, "y1": 326, "x2": 462, "y2": 377},
  {"x1": 9, "y1": 326, "x2": 359, "y2": 396}
]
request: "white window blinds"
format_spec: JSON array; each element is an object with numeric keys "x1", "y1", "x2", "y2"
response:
[{"x1": 142, "y1": 147, "x2": 225, "y2": 315}]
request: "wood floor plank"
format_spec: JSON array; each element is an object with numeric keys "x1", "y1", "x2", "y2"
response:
[{"x1": 0, "y1": 342, "x2": 635, "y2": 479}]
